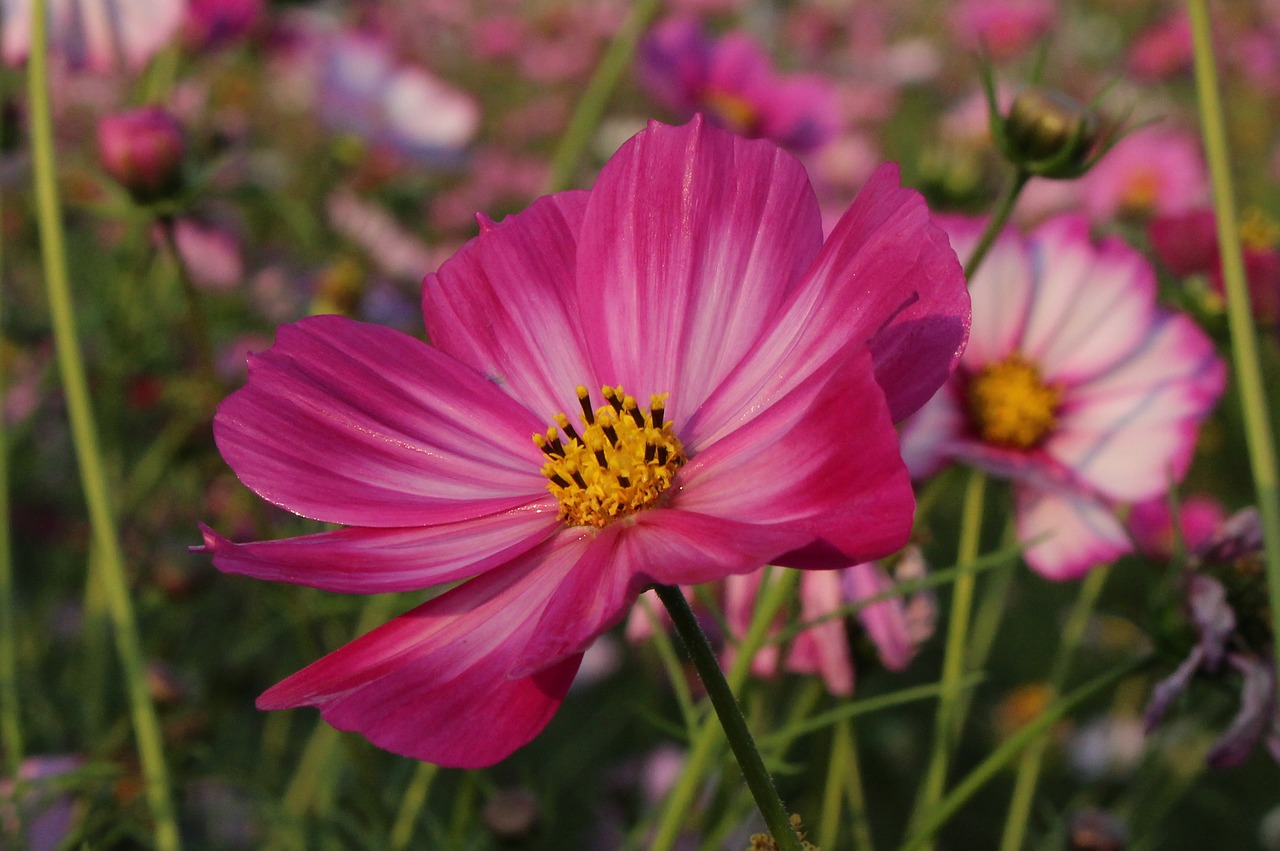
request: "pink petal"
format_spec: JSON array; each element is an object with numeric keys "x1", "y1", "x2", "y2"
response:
[
  {"x1": 215, "y1": 315, "x2": 548, "y2": 528},
  {"x1": 197, "y1": 502, "x2": 558, "y2": 593},
  {"x1": 1020, "y1": 218, "x2": 1157, "y2": 383},
  {"x1": 1046, "y1": 313, "x2": 1225, "y2": 501},
  {"x1": 844, "y1": 561, "x2": 915, "y2": 671},
  {"x1": 1014, "y1": 486, "x2": 1132, "y2": 580},
  {"x1": 424, "y1": 192, "x2": 598, "y2": 422},
  {"x1": 257, "y1": 532, "x2": 595, "y2": 768},
  {"x1": 940, "y1": 216, "x2": 1033, "y2": 368},
  {"x1": 674, "y1": 347, "x2": 915, "y2": 567},
  {"x1": 789, "y1": 570, "x2": 855, "y2": 695},
  {"x1": 898, "y1": 382, "x2": 965, "y2": 479},
  {"x1": 576, "y1": 116, "x2": 823, "y2": 430},
  {"x1": 685, "y1": 161, "x2": 967, "y2": 446}
]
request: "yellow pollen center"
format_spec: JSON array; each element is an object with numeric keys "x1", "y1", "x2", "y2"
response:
[
  {"x1": 966, "y1": 355, "x2": 1062, "y2": 450},
  {"x1": 1119, "y1": 170, "x2": 1160, "y2": 216},
  {"x1": 1240, "y1": 206, "x2": 1280, "y2": 252},
  {"x1": 535, "y1": 385, "x2": 687, "y2": 528},
  {"x1": 702, "y1": 89, "x2": 761, "y2": 136}
]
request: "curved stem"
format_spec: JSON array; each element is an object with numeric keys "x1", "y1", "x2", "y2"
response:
[
  {"x1": 998, "y1": 566, "x2": 1110, "y2": 851},
  {"x1": 1187, "y1": 0, "x2": 1280, "y2": 692},
  {"x1": 27, "y1": 5, "x2": 179, "y2": 849},
  {"x1": 654, "y1": 582, "x2": 805, "y2": 851},
  {"x1": 544, "y1": 0, "x2": 663, "y2": 193},
  {"x1": 910, "y1": 469, "x2": 987, "y2": 842},
  {"x1": 964, "y1": 170, "x2": 1030, "y2": 280}
]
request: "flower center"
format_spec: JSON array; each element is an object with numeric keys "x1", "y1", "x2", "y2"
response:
[
  {"x1": 965, "y1": 355, "x2": 1062, "y2": 449},
  {"x1": 1119, "y1": 170, "x2": 1160, "y2": 216},
  {"x1": 702, "y1": 88, "x2": 761, "y2": 137},
  {"x1": 1240, "y1": 206, "x2": 1280, "y2": 252},
  {"x1": 535, "y1": 385, "x2": 687, "y2": 528}
]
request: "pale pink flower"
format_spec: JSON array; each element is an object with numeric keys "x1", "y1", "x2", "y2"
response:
[
  {"x1": 1080, "y1": 127, "x2": 1209, "y2": 221},
  {"x1": 2, "y1": 0, "x2": 183, "y2": 73},
  {"x1": 200, "y1": 117, "x2": 969, "y2": 767},
  {"x1": 901, "y1": 216, "x2": 1225, "y2": 579}
]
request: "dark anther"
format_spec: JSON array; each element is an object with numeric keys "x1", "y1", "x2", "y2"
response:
[
  {"x1": 604, "y1": 386, "x2": 624, "y2": 413},
  {"x1": 570, "y1": 470, "x2": 588, "y2": 489},
  {"x1": 618, "y1": 474, "x2": 631, "y2": 488},
  {"x1": 644, "y1": 443, "x2": 657, "y2": 464},
  {"x1": 548, "y1": 472, "x2": 571, "y2": 488},
  {"x1": 594, "y1": 448, "x2": 609, "y2": 468},
  {"x1": 629, "y1": 406, "x2": 645, "y2": 427},
  {"x1": 656, "y1": 446, "x2": 669, "y2": 466},
  {"x1": 561, "y1": 422, "x2": 580, "y2": 442},
  {"x1": 578, "y1": 390, "x2": 595, "y2": 424},
  {"x1": 651, "y1": 407, "x2": 665, "y2": 428},
  {"x1": 602, "y1": 424, "x2": 618, "y2": 445}
]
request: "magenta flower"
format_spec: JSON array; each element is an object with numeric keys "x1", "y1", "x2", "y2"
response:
[
  {"x1": 97, "y1": 105, "x2": 186, "y2": 203},
  {"x1": 901, "y1": 215, "x2": 1225, "y2": 580},
  {"x1": 200, "y1": 117, "x2": 968, "y2": 767},
  {"x1": 948, "y1": 0, "x2": 1056, "y2": 60},
  {"x1": 1129, "y1": 494, "x2": 1227, "y2": 561},
  {"x1": 637, "y1": 18, "x2": 839, "y2": 153}
]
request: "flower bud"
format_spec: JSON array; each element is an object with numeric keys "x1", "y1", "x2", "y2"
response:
[
  {"x1": 97, "y1": 106, "x2": 186, "y2": 203},
  {"x1": 1003, "y1": 87, "x2": 1098, "y2": 175}
]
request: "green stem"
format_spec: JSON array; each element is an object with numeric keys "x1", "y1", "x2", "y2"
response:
[
  {"x1": 898, "y1": 656, "x2": 1152, "y2": 851},
  {"x1": 953, "y1": 521, "x2": 1019, "y2": 735},
  {"x1": 388, "y1": 762, "x2": 439, "y2": 850},
  {"x1": 964, "y1": 170, "x2": 1031, "y2": 280},
  {"x1": 998, "y1": 566, "x2": 1110, "y2": 851},
  {"x1": 0, "y1": 104, "x2": 20, "y2": 781},
  {"x1": 653, "y1": 580, "x2": 804, "y2": 851},
  {"x1": 1187, "y1": 0, "x2": 1280, "y2": 692},
  {"x1": 158, "y1": 216, "x2": 219, "y2": 392},
  {"x1": 27, "y1": 5, "x2": 180, "y2": 850},
  {"x1": 910, "y1": 469, "x2": 987, "y2": 840},
  {"x1": 544, "y1": 0, "x2": 662, "y2": 192}
]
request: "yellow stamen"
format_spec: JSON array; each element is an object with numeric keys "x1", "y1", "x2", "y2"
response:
[
  {"x1": 1240, "y1": 206, "x2": 1280, "y2": 252},
  {"x1": 966, "y1": 355, "x2": 1062, "y2": 450},
  {"x1": 1119, "y1": 170, "x2": 1160, "y2": 216},
  {"x1": 535, "y1": 385, "x2": 687, "y2": 528},
  {"x1": 702, "y1": 88, "x2": 761, "y2": 136}
]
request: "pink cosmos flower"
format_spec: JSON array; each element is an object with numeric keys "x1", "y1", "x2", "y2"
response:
[
  {"x1": 1129, "y1": 494, "x2": 1227, "y2": 561},
  {"x1": 901, "y1": 215, "x2": 1225, "y2": 580},
  {"x1": 1, "y1": 0, "x2": 183, "y2": 73},
  {"x1": 1127, "y1": 12, "x2": 1193, "y2": 81},
  {"x1": 1079, "y1": 127, "x2": 1209, "y2": 222},
  {"x1": 200, "y1": 117, "x2": 968, "y2": 767},
  {"x1": 724, "y1": 548, "x2": 933, "y2": 695},
  {"x1": 637, "y1": 17, "x2": 839, "y2": 153},
  {"x1": 948, "y1": 0, "x2": 1056, "y2": 61}
]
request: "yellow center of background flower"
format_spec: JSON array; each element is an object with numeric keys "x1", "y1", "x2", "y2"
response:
[
  {"x1": 536, "y1": 385, "x2": 686, "y2": 528},
  {"x1": 702, "y1": 89, "x2": 761, "y2": 136},
  {"x1": 966, "y1": 355, "x2": 1062, "y2": 450},
  {"x1": 1240, "y1": 206, "x2": 1280, "y2": 251}
]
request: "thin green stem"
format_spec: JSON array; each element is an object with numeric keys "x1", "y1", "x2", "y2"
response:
[
  {"x1": 544, "y1": 0, "x2": 662, "y2": 192},
  {"x1": 0, "y1": 103, "x2": 20, "y2": 781},
  {"x1": 388, "y1": 762, "x2": 439, "y2": 851},
  {"x1": 1187, "y1": 0, "x2": 1280, "y2": 691},
  {"x1": 654, "y1": 583, "x2": 804, "y2": 851},
  {"x1": 27, "y1": 5, "x2": 179, "y2": 849},
  {"x1": 898, "y1": 656, "x2": 1152, "y2": 851},
  {"x1": 998, "y1": 566, "x2": 1110, "y2": 851},
  {"x1": 844, "y1": 720, "x2": 877, "y2": 851},
  {"x1": 640, "y1": 593, "x2": 700, "y2": 732},
  {"x1": 964, "y1": 170, "x2": 1031, "y2": 280},
  {"x1": 911, "y1": 469, "x2": 987, "y2": 840},
  {"x1": 817, "y1": 718, "x2": 848, "y2": 850},
  {"x1": 158, "y1": 217, "x2": 219, "y2": 392},
  {"x1": 954, "y1": 520, "x2": 1019, "y2": 733}
]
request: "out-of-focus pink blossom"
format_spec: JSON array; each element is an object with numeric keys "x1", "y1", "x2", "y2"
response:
[
  {"x1": 97, "y1": 106, "x2": 185, "y2": 202},
  {"x1": 1080, "y1": 127, "x2": 1209, "y2": 221},
  {"x1": 1127, "y1": 12, "x2": 1193, "y2": 81},
  {"x1": 183, "y1": 0, "x2": 260, "y2": 50},
  {"x1": 171, "y1": 218, "x2": 243, "y2": 292},
  {"x1": 902, "y1": 215, "x2": 1225, "y2": 580},
  {"x1": 1149, "y1": 206, "x2": 1280, "y2": 324},
  {"x1": 2, "y1": 0, "x2": 184, "y2": 73},
  {"x1": 1129, "y1": 494, "x2": 1228, "y2": 561},
  {"x1": 949, "y1": 0, "x2": 1056, "y2": 60},
  {"x1": 637, "y1": 17, "x2": 839, "y2": 153}
]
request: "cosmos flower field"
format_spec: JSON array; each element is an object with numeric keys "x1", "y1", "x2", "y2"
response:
[{"x1": 4, "y1": 1, "x2": 1280, "y2": 849}]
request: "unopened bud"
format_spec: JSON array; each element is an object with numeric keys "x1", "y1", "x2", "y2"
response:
[
  {"x1": 1003, "y1": 87, "x2": 1097, "y2": 175},
  {"x1": 97, "y1": 106, "x2": 186, "y2": 203}
]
